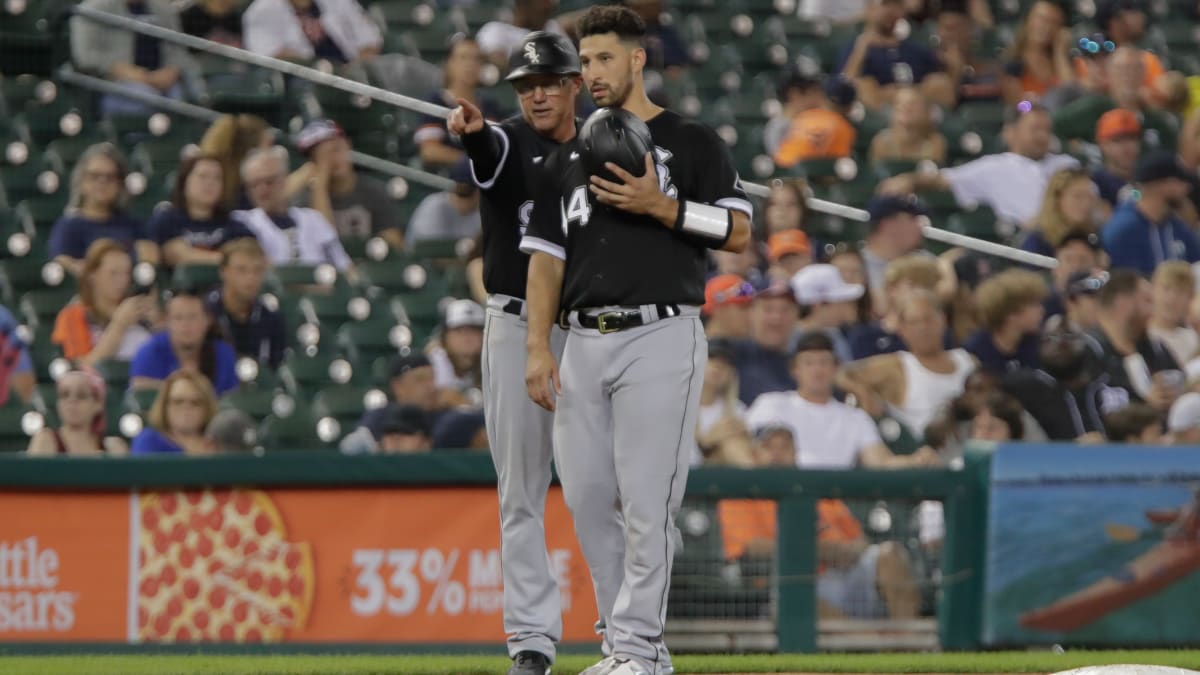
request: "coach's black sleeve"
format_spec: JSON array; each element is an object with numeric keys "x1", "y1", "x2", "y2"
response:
[
  {"x1": 518, "y1": 151, "x2": 567, "y2": 261},
  {"x1": 461, "y1": 124, "x2": 511, "y2": 191}
]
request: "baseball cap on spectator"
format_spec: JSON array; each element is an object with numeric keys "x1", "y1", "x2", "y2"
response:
[
  {"x1": 703, "y1": 274, "x2": 755, "y2": 315},
  {"x1": 206, "y1": 409, "x2": 258, "y2": 454},
  {"x1": 444, "y1": 299, "x2": 485, "y2": 330},
  {"x1": 378, "y1": 404, "x2": 430, "y2": 437},
  {"x1": 790, "y1": 264, "x2": 864, "y2": 305},
  {"x1": 867, "y1": 194, "x2": 927, "y2": 225},
  {"x1": 953, "y1": 253, "x2": 993, "y2": 292},
  {"x1": 296, "y1": 119, "x2": 345, "y2": 155},
  {"x1": 390, "y1": 352, "x2": 432, "y2": 379},
  {"x1": 824, "y1": 76, "x2": 857, "y2": 108},
  {"x1": 767, "y1": 230, "x2": 812, "y2": 263},
  {"x1": 1056, "y1": 230, "x2": 1103, "y2": 252},
  {"x1": 754, "y1": 422, "x2": 793, "y2": 441},
  {"x1": 1067, "y1": 270, "x2": 1109, "y2": 298},
  {"x1": 432, "y1": 409, "x2": 487, "y2": 449},
  {"x1": 1167, "y1": 392, "x2": 1200, "y2": 433},
  {"x1": 1096, "y1": 109, "x2": 1141, "y2": 142},
  {"x1": 776, "y1": 66, "x2": 822, "y2": 99},
  {"x1": 1135, "y1": 150, "x2": 1193, "y2": 184}
]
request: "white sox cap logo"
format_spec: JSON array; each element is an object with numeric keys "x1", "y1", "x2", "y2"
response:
[{"x1": 524, "y1": 42, "x2": 539, "y2": 63}]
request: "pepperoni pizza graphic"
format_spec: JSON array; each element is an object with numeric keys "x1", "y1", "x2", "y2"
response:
[{"x1": 136, "y1": 490, "x2": 315, "y2": 642}]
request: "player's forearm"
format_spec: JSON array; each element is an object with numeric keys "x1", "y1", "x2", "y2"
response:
[
  {"x1": 653, "y1": 195, "x2": 748, "y2": 252},
  {"x1": 525, "y1": 253, "x2": 565, "y2": 351},
  {"x1": 460, "y1": 127, "x2": 504, "y2": 181}
]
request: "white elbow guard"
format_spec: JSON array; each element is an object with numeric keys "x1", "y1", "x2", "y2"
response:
[{"x1": 674, "y1": 200, "x2": 732, "y2": 246}]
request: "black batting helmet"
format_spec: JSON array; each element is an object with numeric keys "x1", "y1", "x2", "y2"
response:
[
  {"x1": 506, "y1": 31, "x2": 582, "y2": 81},
  {"x1": 578, "y1": 107, "x2": 655, "y2": 183}
]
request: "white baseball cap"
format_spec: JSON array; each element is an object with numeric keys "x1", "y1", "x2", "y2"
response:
[
  {"x1": 1167, "y1": 392, "x2": 1200, "y2": 432},
  {"x1": 444, "y1": 299, "x2": 485, "y2": 330},
  {"x1": 790, "y1": 264, "x2": 865, "y2": 306}
]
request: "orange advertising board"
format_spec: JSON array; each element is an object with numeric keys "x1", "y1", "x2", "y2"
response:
[{"x1": 0, "y1": 487, "x2": 598, "y2": 644}]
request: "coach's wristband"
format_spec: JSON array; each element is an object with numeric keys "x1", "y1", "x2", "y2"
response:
[{"x1": 675, "y1": 200, "x2": 732, "y2": 245}]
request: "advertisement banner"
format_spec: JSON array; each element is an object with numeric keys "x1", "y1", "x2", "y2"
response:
[
  {"x1": 983, "y1": 445, "x2": 1200, "y2": 646},
  {"x1": 1, "y1": 487, "x2": 598, "y2": 644}
]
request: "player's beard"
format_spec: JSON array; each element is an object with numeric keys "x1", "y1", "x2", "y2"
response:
[{"x1": 603, "y1": 68, "x2": 636, "y2": 108}]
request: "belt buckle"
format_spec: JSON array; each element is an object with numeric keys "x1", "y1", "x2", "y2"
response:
[{"x1": 596, "y1": 311, "x2": 622, "y2": 334}]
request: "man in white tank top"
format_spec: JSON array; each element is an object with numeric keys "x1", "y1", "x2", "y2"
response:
[{"x1": 837, "y1": 290, "x2": 977, "y2": 441}]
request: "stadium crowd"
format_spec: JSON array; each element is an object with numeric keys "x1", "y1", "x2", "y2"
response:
[{"x1": 5, "y1": 0, "x2": 1200, "y2": 622}]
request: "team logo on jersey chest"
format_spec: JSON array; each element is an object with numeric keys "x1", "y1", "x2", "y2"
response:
[{"x1": 652, "y1": 146, "x2": 678, "y2": 199}]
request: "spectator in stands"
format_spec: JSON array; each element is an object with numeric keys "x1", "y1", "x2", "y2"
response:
[
  {"x1": 432, "y1": 409, "x2": 488, "y2": 450},
  {"x1": 130, "y1": 288, "x2": 239, "y2": 395},
  {"x1": 924, "y1": 371, "x2": 1046, "y2": 460},
  {"x1": 26, "y1": 369, "x2": 127, "y2": 456},
  {"x1": 860, "y1": 195, "x2": 928, "y2": 295},
  {"x1": 0, "y1": 303, "x2": 32, "y2": 404},
  {"x1": 879, "y1": 103, "x2": 1080, "y2": 229},
  {"x1": 150, "y1": 154, "x2": 255, "y2": 267},
  {"x1": 968, "y1": 391, "x2": 1026, "y2": 443},
  {"x1": 206, "y1": 409, "x2": 259, "y2": 453},
  {"x1": 48, "y1": 143, "x2": 157, "y2": 277},
  {"x1": 235, "y1": 146, "x2": 353, "y2": 271},
  {"x1": 1092, "y1": 109, "x2": 1142, "y2": 208},
  {"x1": 749, "y1": 332, "x2": 937, "y2": 468},
  {"x1": 944, "y1": 252, "x2": 987, "y2": 345},
  {"x1": 717, "y1": 426, "x2": 921, "y2": 619},
  {"x1": 694, "y1": 344, "x2": 752, "y2": 467},
  {"x1": 766, "y1": 230, "x2": 813, "y2": 279},
  {"x1": 1003, "y1": 315, "x2": 1118, "y2": 441},
  {"x1": 428, "y1": 299, "x2": 484, "y2": 401},
  {"x1": 1043, "y1": 232, "x2": 1105, "y2": 321},
  {"x1": 1104, "y1": 402, "x2": 1164, "y2": 443},
  {"x1": 764, "y1": 68, "x2": 817, "y2": 157},
  {"x1": 200, "y1": 114, "x2": 275, "y2": 211},
  {"x1": 1063, "y1": 270, "x2": 1107, "y2": 332},
  {"x1": 837, "y1": 290, "x2": 976, "y2": 440},
  {"x1": 1021, "y1": 168, "x2": 1103, "y2": 257},
  {"x1": 932, "y1": 0, "x2": 1003, "y2": 105},
  {"x1": 849, "y1": 255, "x2": 942, "y2": 359},
  {"x1": 1166, "y1": 392, "x2": 1200, "y2": 445},
  {"x1": 789, "y1": 264, "x2": 861, "y2": 363},
  {"x1": 1000, "y1": 0, "x2": 1074, "y2": 104},
  {"x1": 729, "y1": 281, "x2": 798, "y2": 405},
  {"x1": 1102, "y1": 151, "x2": 1200, "y2": 275},
  {"x1": 70, "y1": 0, "x2": 197, "y2": 115},
  {"x1": 1090, "y1": 268, "x2": 1182, "y2": 410},
  {"x1": 53, "y1": 239, "x2": 157, "y2": 366},
  {"x1": 206, "y1": 239, "x2": 287, "y2": 370},
  {"x1": 761, "y1": 179, "x2": 809, "y2": 236},
  {"x1": 341, "y1": 354, "x2": 440, "y2": 453},
  {"x1": 837, "y1": 0, "x2": 953, "y2": 109},
  {"x1": 407, "y1": 161, "x2": 482, "y2": 244},
  {"x1": 375, "y1": 405, "x2": 434, "y2": 454},
  {"x1": 964, "y1": 269, "x2": 1047, "y2": 375},
  {"x1": 1055, "y1": 47, "x2": 1178, "y2": 151},
  {"x1": 477, "y1": 0, "x2": 564, "y2": 67},
  {"x1": 289, "y1": 119, "x2": 402, "y2": 250},
  {"x1": 1090, "y1": 0, "x2": 1164, "y2": 87},
  {"x1": 242, "y1": 0, "x2": 380, "y2": 65},
  {"x1": 868, "y1": 87, "x2": 947, "y2": 166},
  {"x1": 771, "y1": 73, "x2": 857, "y2": 168},
  {"x1": 417, "y1": 38, "x2": 503, "y2": 170},
  {"x1": 1148, "y1": 261, "x2": 1199, "y2": 367},
  {"x1": 702, "y1": 274, "x2": 755, "y2": 340},
  {"x1": 131, "y1": 370, "x2": 220, "y2": 454},
  {"x1": 181, "y1": 0, "x2": 244, "y2": 47},
  {"x1": 828, "y1": 245, "x2": 873, "y2": 327}
]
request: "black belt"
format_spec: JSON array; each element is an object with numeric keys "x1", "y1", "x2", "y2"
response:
[
  {"x1": 501, "y1": 299, "x2": 524, "y2": 316},
  {"x1": 561, "y1": 304, "x2": 681, "y2": 334}
]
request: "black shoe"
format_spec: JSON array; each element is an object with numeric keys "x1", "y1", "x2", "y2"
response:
[{"x1": 507, "y1": 651, "x2": 551, "y2": 675}]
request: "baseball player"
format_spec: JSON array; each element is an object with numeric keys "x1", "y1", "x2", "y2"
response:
[
  {"x1": 519, "y1": 7, "x2": 752, "y2": 675},
  {"x1": 446, "y1": 31, "x2": 583, "y2": 675}
]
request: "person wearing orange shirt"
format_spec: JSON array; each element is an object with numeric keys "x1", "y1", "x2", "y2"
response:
[
  {"x1": 772, "y1": 75, "x2": 857, "y2": 169},
  {"x1": 716, "y1": 425, "x2": 921, "y2": 619}
]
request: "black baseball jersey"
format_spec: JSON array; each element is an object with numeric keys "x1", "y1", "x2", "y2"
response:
[
  {"x1": 519, "y1": 109, "x2": 752, "y2": 310},
  {"x1": 466, "y1": 115, "x2": 579, "y2": 299}
]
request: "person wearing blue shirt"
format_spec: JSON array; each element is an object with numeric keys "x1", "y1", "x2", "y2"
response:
[
  {"x1": 836, "y1": 0, "x2": 948, "y2": 109},
  {"x1": 727, "y1": 283, "x2": 799, "y2": 405},
  {"x1": 149, "y1": 154, "x2": 255, "y2": 268},
  {"x1": 48, "y1": 143, "x2": 158, "y2": 276},
  {"x1": 963, "y1": 269, "x2": 1047, "y2": 375},
  {"x1": 1102, "y1": 151, "x2": 1200, "y2": 276},
  {"x1": 0, "y1": 303, "x2": 34, "y2": 403},
  {"x1": 130, "y1": 288, "x2": 240, "y2": 396},
  {"x1": 130, "y1": 370, "x2": 219, "y2": 454}
]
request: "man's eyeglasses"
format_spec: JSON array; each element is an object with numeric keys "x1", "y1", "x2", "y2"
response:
[{"x1": 514, "y1": 77, "x2": 569, "y2": 98}]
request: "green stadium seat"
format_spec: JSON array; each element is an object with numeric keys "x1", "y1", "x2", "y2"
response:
[
  {"x1": 127, "y1": 185, "x2": 171, "y2": 221},
  {"x1": 279, "y1": 352, "x2": 361, "y2": 393},
  {"x1": 124, "y1": 387, "x2": 159, "y2": 414},
  {"x1": 409, "y1": 238, "x2": 463, "y2": 261},
  {"x1": 312, "y1": 384, "x2": 382, "y2": 426},
  {"x1": 946, "y1": 206, "x2": 1002, "y2": 241},
  {"x1": 0, "y1": 207, "x2": 36, "y2": 262},
  {"x1": 15, "y1": 194, "x2": 68, "y2": 231},
  {"x1": 19, "y1": 287, "x2": 74, "y2": 327},
  {"x1": 337, "y1": 319, "x2": 400, "y2": 367},
  {"x1": 0, "y1": 400, "x2": 42, "y2": 451},
  {"x1": 26, "y1": 323, "x2": 61, "y2": 383},
  {"x1": 204, "y1": 68, "x2": 286, "y2": 120},
  {"x1": 258, "y1": 406, "x2": 334, "y2": 451},
  {"x1": 0, "y1": 164, "x2": 63, "y2": 204},
  {"x1": 220, "y1": 385, "x2": 287, "y2": 420},
  {"x1": 93, "y1": 359, "x2": 131, "y2": 389},
  {"x1": 0, "y1": 256, "x2": 74, "y2": 300},
  {"x1": 172, "y1": 264, "x2": 222, "y2": 291},
  {"x1": 131, "y1": 138, "x2": 192, "y2": 176},
  {"x1": 42, "y1": 131, "x2": 115, "y2": 170}
]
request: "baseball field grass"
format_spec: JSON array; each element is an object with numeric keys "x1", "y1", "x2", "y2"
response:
[{"x1": 2, "y1": 651, "x2": 1199, "y2": 675}]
